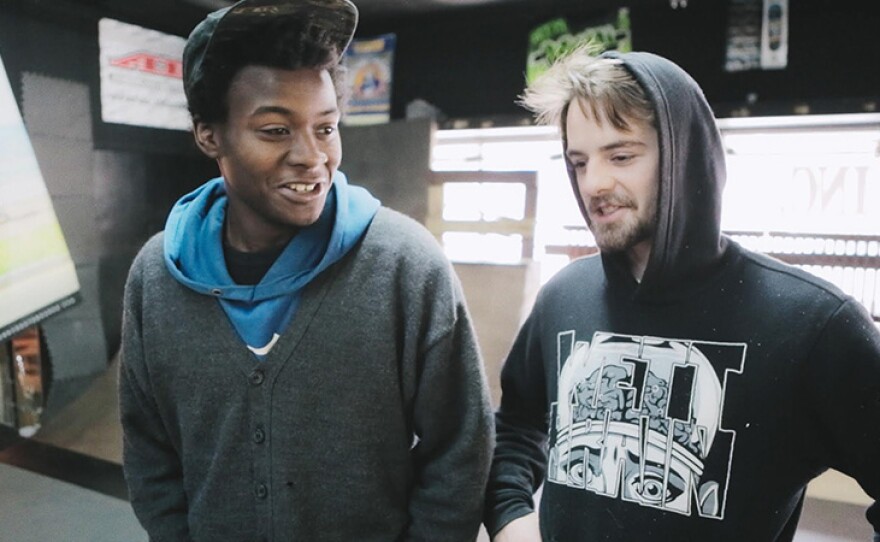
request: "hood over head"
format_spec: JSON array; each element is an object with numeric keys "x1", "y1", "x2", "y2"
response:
[{"x1": 563, "y1": 51, "x2": 728, "y2": 301}]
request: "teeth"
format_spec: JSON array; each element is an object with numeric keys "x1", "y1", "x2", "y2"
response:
[
  {"x1": 286, "y1": 183, "x2": 316, "y2": 193},
  {"x1": 597, "y1": 204, "x2": 620, "y2": 216}
]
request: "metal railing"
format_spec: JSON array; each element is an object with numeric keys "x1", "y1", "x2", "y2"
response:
[
  {"x1": 545, "y1": 230, "x2": 880, "y2": 322},
  {"x1": 728, "y1": 232, "x2": 880, "y2": 322}
]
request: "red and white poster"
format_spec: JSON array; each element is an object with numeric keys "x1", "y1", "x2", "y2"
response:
[{"x1": 98, "y1": 18, "x2": 190, "y2": 131}]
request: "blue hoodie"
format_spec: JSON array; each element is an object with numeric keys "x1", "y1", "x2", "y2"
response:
[{"x1": 163, "y1": 171, "x2": 379, "y2": 357}]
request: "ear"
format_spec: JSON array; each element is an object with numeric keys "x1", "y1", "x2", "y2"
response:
[{"x1": 193, "y1": 120, "x2": 222, "y2": 159}]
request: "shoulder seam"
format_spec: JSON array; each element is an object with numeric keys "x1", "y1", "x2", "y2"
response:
[{"x1": 737, "y1": 249, "x2": 848, "y2": 302}]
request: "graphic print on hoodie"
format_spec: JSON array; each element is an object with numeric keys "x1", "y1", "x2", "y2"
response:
[
  {"x1": 162, "y1": 171, "x2": 379, "y2": 357},
  {"x1": 547, "y1": 331, "x2": 746, "y2": 519}
]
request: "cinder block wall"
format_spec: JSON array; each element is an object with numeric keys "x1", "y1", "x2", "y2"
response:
[{"x1": 23, "y1": 73, "x2": 107, "y2": 381}]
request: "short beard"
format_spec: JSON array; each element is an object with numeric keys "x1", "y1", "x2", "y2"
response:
[{"x1": 586, "y1": 205, "x2": 656, "y2": 253}]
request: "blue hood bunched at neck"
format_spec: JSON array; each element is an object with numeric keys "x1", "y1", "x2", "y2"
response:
[{"x1": 163, "y1": 172, "x2": 380, "y2": 357}]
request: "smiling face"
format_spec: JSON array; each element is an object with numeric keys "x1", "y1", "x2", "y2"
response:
[
  {"x1": 565, "y1": 98, "x2": 660, "y2": 274},
  {"x1": 194, "y1": 65, "x2": 342, "y2": 252}
]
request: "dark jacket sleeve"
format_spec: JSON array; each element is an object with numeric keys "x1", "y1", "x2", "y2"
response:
[
  {"x1": 484, "y1": 307, "x2": 550, "y2": 537},
  {"x1": 118, "y1": 254, "x2": 192, "y2": 541},
  {"x1": 404, "y1": 287, "x2": 495, "y2": 541},
  {"x1": 800, "y1": 299, "x2": 880, "y2": 538}
]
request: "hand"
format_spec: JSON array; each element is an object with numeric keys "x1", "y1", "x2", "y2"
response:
[{"x1": 492, "y1": 512, "x2": 540, "y2": 542}]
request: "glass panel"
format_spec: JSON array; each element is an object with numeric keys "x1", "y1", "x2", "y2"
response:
[
  {"x1": 431, "y1": 142, "x2": 482, "y2": 171},
  {"x1": 442, "y1": 183, "x2": 483, "y2": 221},
  {"x1": 442, "y1": 182, "x2": 526, "y2": 221},
  {"x1": 478, "y1": 140, "x2": 563, "y2": 171},
  {"x1": 442, "y1": 232, "x2": 523, "y2": 265}
]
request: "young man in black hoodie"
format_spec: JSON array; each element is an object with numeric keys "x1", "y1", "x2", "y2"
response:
[{"x1": 485, "y1": 47, "x2": 880, "y2": 541}]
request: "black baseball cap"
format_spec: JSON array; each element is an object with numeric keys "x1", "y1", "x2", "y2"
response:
[{"x1": 182, "y1": 0, "x2": 359, "y2": 104}]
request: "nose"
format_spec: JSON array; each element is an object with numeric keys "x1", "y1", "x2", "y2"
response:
[
  {"x1": 577, "y1": 161, "x2": 614, "y2": 199},
  {"x1": 286, "y1": 133, "x2": 328, "y2": 169}
]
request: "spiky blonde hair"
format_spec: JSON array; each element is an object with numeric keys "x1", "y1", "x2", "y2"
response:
[{"x1": 519, "y1": 44, "x2": 655, "y2": 131}]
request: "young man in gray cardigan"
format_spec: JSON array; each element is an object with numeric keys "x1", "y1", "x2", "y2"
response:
[{"x1": 118, "y1": 1, "x2": 494, "y2": 540}]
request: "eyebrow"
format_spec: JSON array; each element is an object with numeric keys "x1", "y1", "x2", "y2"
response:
[{"x1": 251, "y1": 105, "x2": 339, "y2": 118}]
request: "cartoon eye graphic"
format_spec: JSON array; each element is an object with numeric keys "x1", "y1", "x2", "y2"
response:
[
  {"x1": 625, "y1": 452, "x2": 686, "y2": 505},
  {"x1": 567, "y1": 460, "x2": 586, "y2": 485},
  {"x1": 562, "y1": 447, "x2": 588, "y2": 485},
  {"x1": 630, "y1": 473, "x2": 675, "y2": 504}
]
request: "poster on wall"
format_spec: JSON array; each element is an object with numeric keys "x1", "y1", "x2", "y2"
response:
[
  {"x1": 526, "y1": 8, "x2": 632, "y2": 85},
  {"x1": 724, "y1": 0, "x2": 762, "y2": 72},
  {"x1": 760, "y1": 0, "x2": 788, "y2": 69},
  {"x1": 0, "y1": 53, "x2": 80, "y2": 342},
  {"x1": 725, "y1": 0, "x2": 788, "y2": 72},
  {"x1": 343, "y1": 33, "x2": 396, "y2": 126},
  {"x1": 98, "y1": 18, "x2": 190, "y2": 131}
]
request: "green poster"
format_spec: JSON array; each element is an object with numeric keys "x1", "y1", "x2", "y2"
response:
[{"x1": 527, "y1": 8, "x2": 632, "y2": 84}]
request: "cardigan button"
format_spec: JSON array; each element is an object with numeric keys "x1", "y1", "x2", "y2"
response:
[
  {"x1": 249, "y1": 370, "x2": 265, "y2": 386},
  {"x1": 254, "y1": 427, "x2": 266, "y2": 444},
  {"x1": 255, "y1": 483, "x2": 268, "y2": 499}
]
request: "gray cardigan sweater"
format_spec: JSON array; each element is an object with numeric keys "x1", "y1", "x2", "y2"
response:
[{"x1": 119, "y1": 208, "x2": 494, "y2": 541}]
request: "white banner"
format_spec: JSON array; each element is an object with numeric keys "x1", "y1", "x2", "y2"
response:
[
  {"x1": 723, "y1": 154, "x2": 880, "y2": 235},
  {"x1": 0, "y1": 53, "x2": 80, "y2": 341},
  {"x1": 98, "y1": 18, "x2": 190, "y2": 131}
]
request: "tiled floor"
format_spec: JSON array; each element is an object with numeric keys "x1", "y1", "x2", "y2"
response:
[
  {"x1": 0, "y1": 463, "x2": 146, "y2": 542},
  {"x1": 0, "y1": 362, "x2": 873, "y2": 542}
]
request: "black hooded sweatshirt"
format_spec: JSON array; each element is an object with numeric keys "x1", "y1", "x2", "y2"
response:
[{"x1": 485, "y1": 51, "x2": 880, "y2": 541}]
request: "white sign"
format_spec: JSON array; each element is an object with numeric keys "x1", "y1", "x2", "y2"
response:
[
  {"x1": 723, "y1": 154, "x2": 880, "y2": 235},
  {"x1": 0, "y1": 54, "x2": 80, "y2": 341},
  {"x1": 98, "y1": 18, "x2": 190, "y2": 131}
]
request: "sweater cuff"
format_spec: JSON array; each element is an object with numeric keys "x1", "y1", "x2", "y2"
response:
[{"x1": 488, "y1": 504, "x2": 535, "y2": 539}]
